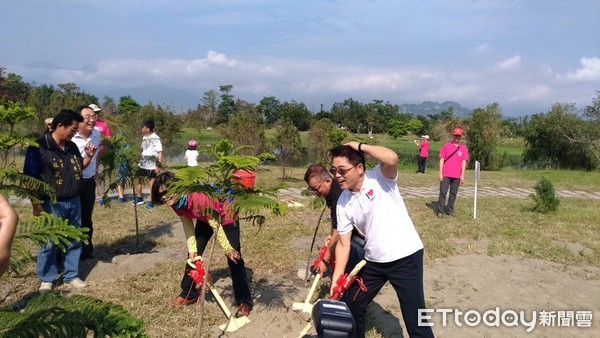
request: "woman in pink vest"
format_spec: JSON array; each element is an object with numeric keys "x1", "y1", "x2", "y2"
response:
[{"x1": 413, "y1": 135, "x2": 430, "y2": 174}]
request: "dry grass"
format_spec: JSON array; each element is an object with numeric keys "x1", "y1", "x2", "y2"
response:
[{"x1": 2, "y1": 164, "x2": 599, "y2": 337}]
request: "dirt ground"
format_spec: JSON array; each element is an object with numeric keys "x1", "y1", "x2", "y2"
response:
[{"x1": 76, "y1": 223, "x2": 599, "y2": 338}]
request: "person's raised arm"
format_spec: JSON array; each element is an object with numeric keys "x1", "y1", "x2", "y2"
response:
[{"x1": 345, "y1": 141, "x2": 398, "y2": 179}]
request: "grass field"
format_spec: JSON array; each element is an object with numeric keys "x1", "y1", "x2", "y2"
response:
[{"x1": 3, "y1": 159, "x2": 599, "y2": 336}]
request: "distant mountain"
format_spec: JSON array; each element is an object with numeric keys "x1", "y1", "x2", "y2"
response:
[{"x1": 399, "y1": 101, "x2": 473, "y2": 118}]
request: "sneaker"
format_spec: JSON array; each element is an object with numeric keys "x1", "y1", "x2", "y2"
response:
[
  {"x1": 436, "y1": 212, "x2": 444, "y2": 218},
  {"x1": 65, "y1": 278, "x2": 87, "y2": 289},
  {"x1": 132, "y1": 196, "x2": 144, "y2": 205},
  {"x1": 97, "y1": 199, "x2": 104, "y2": 205},
  {"x1": 145, "y1": 202, "x2": 154, "y2": 209},
  {"x1": 117, "y1": 197, "x2": 127, "y2": 203},
  {"x1": 39, "y1": 282, "x2": 53, "y2": 293}
]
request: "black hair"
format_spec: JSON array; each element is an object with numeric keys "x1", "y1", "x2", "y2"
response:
[
  {"x1": 304, "y1": 163, "x2": 332, "y2": 183},
  {"x1": 76, "y1": 105, "x2": 93, "y2": 115},
  {"x1": 329, "y1": 145, "x2": 365, "y2": 167},
  {"x1": 151, "y1": 171, "x2": 178, "y2": 205},
  {"x1": 142, "y1": 120, "x2": 155, "y2": 132},
  {"x1": 51, "y1": 109, "x2": 83, "y2": 130}
]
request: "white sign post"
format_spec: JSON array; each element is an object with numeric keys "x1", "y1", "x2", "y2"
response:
[{"x1": 474, "y1": 160, "x2": 480, "y2": 220}]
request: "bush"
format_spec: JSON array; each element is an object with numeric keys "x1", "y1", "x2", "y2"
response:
[{"x1": 529, "y1": 177, "x2": 560, "y2": 213}]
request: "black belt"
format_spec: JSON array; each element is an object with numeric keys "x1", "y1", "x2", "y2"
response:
[{"x1": 82, "y1": 176, "x2": 95, "y2": 181}]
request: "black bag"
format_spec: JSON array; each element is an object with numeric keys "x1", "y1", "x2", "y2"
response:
[{"x1": 311, "y1": 299, "x2": 355, "y2": 337}]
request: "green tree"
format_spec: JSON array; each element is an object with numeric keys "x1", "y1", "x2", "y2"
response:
[
  {"x1": 406, "y1": 118, "x2": 424, "y2": 136},
  {"x1": 307, "y1": 118, "x2": 336, "y2": 164},
  {"x1": 216, "y1": 85, "x2": 235, "y2": 125},
  {"x1": 218, "y1": 101, "x2": 266, "y2": 155},
  {"x1": 117, "y1": 95, "x2": 141, "y2": 115},
  {"x1": 331, "y1": 98, "x2": 366, "y2": 133},
  {"x1": 529, "y1": 177, "x2": 560, "y2": 213},
  {"x1": 273, "y1": 118, "x2": 303, "y2": 178},
  {"x1": 523, "y1": 103, "x2": 597, "y2": 170},
  {"x1": 257, "y1": 96, "x2": 281, "y2": 126},
  {"x1": 387, "y1": 118, "x2": 409, "y2": 139},
  {"x1": 466, "y1": 103, "x2": 504, "y2": 170},
  {"x1": 100, "y1": 96, "x2": 117, "y2": 116},
  {"x1": 27, "y1": 84, "x2": 56, "y2": 132},
  {"x1": 367, "y1": 100, "x2": 399, "y2": 133},
  {"x1": 0, "y1": 70, "x2": 31, "y2": 104},
  {"x1": 280, "y1": 100, "x2": 312, "y2": 131}
]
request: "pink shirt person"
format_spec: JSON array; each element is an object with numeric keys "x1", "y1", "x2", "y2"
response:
[
  {"x1": 419, "y1": 140, "x2": 429, "y2": 158},
  {"x1": 439, "y1": 142, "x2": 469, "y2": 178}
]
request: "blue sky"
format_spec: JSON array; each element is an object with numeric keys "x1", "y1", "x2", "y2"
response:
[{"x1": 2, "y1": 0, "x2": 599, "y2": 116}]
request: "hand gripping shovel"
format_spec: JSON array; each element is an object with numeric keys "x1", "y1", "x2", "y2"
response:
[{"x1": 187, "y1": 257, "x2": 250, "y2": 332}]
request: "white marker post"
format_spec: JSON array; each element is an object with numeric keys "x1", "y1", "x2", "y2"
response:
[{"x1": 474, "y1": 160, "x2": 480, "y2": 220}]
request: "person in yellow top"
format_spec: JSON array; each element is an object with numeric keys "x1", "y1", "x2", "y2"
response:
[{"x1": 151, "y1": 172, "x2": 253, "y2": 318}]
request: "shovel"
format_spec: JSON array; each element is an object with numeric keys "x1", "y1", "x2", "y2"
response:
[
  {"x1": 292, "y1": 273, "x2": 321, "y2": 313},
  {"x1": 187, "y1": 258, "x2": 250, "y2": 332}
]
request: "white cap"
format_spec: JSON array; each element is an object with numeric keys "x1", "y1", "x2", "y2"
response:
[
  {"x1": 88, "y1": 104, "x2": 102, "y2": 112},
  {"x1": 422, "y1": 135, "x2": 429, "y2": 139}
]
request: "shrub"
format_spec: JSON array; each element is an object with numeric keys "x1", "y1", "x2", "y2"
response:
[{"x1": 529, "y1": 177, "x2": 560, "y2": 213}]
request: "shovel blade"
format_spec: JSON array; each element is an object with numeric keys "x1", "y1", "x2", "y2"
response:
[{"x1": 219, "y1": 315, "x2": 250, "y2": 332}]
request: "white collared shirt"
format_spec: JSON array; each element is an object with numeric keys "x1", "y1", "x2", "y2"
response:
[
  {"x1": 336, "y1": 164, "x2": 424, "y2": 262},
  {"x1": 72, "y1": 128, "x2": 102, "y2": 179}
]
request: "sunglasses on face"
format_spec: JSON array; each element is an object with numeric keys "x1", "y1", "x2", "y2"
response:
[
  {"x1": 82, "y1": 115, "x2": 97, "y2": 121},
  {"x1": 330, "y1": 165, "x2": 357, "y2": 176},
  {"x1": 308, "y1": 180, "x2": 325, "y2": 193}
]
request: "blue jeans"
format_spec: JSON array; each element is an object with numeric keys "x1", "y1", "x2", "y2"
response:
[{"x1": 38, "y1": 197, "x2": 82, "y2": 283}]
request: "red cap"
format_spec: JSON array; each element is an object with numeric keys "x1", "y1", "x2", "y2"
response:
[{"x1": 452, "y1": 128, "x2": 463, "y2": 136}]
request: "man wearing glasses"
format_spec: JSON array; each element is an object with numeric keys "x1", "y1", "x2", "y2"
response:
[
  {"x1": 24, "y1": 109, "x2": 97, "y2": 293},
  {"x1": 72, "y1": 106, "x2": 102, "y2": 260},
  {"x1": 303, "y1": 163, "x2": 365, "y2": 277},
  {"x1": 329, "y1": 142, "x2": 433, "y2": 338}
]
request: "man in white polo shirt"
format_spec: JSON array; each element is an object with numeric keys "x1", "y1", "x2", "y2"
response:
[
  {"x1": 72, "y1": 106, "x2": 102, "y2": 260},
  {"x1": 329, "y1": 142, "x2": 433, "y2": 338}
]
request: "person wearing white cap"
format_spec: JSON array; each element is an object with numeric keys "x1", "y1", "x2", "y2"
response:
[
  {"x1": 88, "y1": 104, "x2": 112, "y2": 205},
  {"x1": 413, "y1": 135, "x2": 430, "y2": 174}
]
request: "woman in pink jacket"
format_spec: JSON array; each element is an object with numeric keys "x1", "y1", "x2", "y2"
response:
[{"x1": 151, "y1": 172, "x2": 253, "y2": 317}]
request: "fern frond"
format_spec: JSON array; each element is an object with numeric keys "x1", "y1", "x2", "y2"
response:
[
  {"x1": 0, "y1": 168, "x2": 56, "y2": 203},
  {"x1": 0, "y1": 293, "x2": 146, "y2": 338},
  {"x1": 16, "y1": 213, "x2": 89, "y2": 249}
]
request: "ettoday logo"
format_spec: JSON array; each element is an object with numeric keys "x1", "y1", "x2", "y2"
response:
[{"x1": 418, "y1": 308, "x2": 593, "y2": 333}]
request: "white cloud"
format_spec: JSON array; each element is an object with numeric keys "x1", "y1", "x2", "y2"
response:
[
  {"x1": 490, "y1": 55, "x2": 522, "y2": 72},
  {"x1": 558, "y1": 57, "x2": 600, "y2": 81},
  {"x1": 7, "y1": 50, "x2": 598, "y2": 115}
]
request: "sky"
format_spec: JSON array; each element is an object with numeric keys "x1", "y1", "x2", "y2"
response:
[{"x1": 2, "y1": 0, "x2": 599, "y2": 116}]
